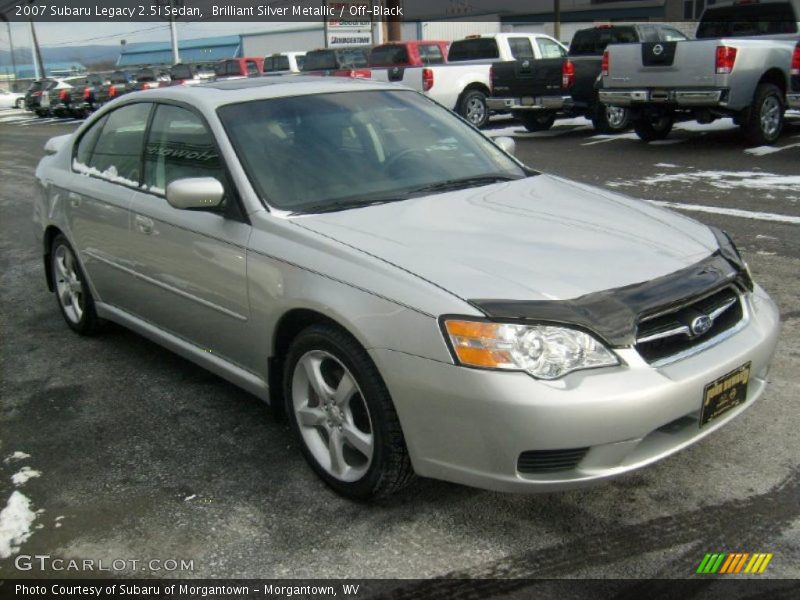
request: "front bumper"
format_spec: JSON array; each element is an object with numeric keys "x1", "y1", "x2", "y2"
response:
[
  {"x1": 788, "y1": 93, "x2": 800, "y2": 109},
  {"x1": 371, "y1": 285, "x2": 780, "y2": 493},
  {"x1": 600, "y1": 88, "x2": 727, "y2": 108},
  {"x1": 488, "y1": 95, "x2": 571, "y2": 112}
]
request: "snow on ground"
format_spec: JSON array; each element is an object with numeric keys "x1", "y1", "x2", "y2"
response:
[
  {"x1": 609, "y1": 170, "x2": 800, "y2": 194},
  {"x1": 745, "y1": 143, "x2": 800, "y2": 156},
  {"x1": 11, "y1": 467, "x2": 41, "y2": 486},
  {"x1": 3, "y1": 451, "x2": 31, "y2": 463},
  {"x1": 646, "y1": 200, "x2": 800, "y2": 225},
  {"x1": 0, "y1": 491, "x2": 37, "y2": 559},
  {"x1": 655, "y1": 163, "x2": 679, "y2": 168}
]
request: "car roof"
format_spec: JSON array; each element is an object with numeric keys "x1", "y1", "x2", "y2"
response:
[{"x1": 117, "y1": 76, "x2": 401, "y2": 110}]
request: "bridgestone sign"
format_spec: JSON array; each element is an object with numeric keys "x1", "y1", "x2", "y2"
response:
[{"x1": 325, "y1": 1, "x2": 373, "y2": 47}]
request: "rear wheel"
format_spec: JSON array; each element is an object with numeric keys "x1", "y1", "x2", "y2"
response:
[
  {"x1": 50, "y1": 235, "x2": 102, "y2": 335},
  {"x1": 633, "y1": 113, "x2": 674, "y2": 141},
  {"x1": 283, "y1": 324, "x2": 414, "y2": 500},
  {"x1": 742, "y1": 83, "x2": 784, "y2": 145},
  {"x1": 515, "y1": 111, "x2": 556, "y2": 132},
  {"x1": 457, "y1": 89, "x2": 489, "y2": 128},
  {"x1": 591, "y1": 103, "x2": 631, "y2": 133},
  {"x1": 15, "y1": 98, "x2": 23, "y2": 109}
]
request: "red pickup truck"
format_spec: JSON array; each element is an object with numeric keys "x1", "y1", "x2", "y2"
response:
[{"x1": 368, "y1": 40, "x2": 449, "y2": 68}]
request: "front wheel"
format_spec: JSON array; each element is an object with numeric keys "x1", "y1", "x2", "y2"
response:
[
  {"x1": 591, "y1": 103, "x2": 631, "y2": 133},
  {"x1": 515, "y1": 111, "x2": 556, "y2": 132},
  {"x1": 284, "y1": 324, "x2": 414, "y2": 500},
  {"x1": 50, "y1": 235, "x2": 102, "y2": 335},
  {"x1": 457, "y1": 89, "x2": 489, "y2": 128},
  {"x1": 633, "y1": 113, "x2": 674, "y2": 141},
  {"x1": 742, "y1": 83, "x2": 784, "y2": 145}
]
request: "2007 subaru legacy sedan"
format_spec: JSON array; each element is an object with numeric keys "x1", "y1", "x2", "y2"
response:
[{"x1": 34, "y1": 77, "x2": 780, "y2": 499}]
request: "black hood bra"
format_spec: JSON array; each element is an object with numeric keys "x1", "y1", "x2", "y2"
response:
[{"x1": 470, "y1": 228, "x2": 753, "y2": 347}]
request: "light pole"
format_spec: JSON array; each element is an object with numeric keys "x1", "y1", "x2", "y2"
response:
[
  {"x1": 0, "y1": 15, "x2": 19, "y2": 86},
  {"x1": 25, "y1": 0, "x2": 45, "y2": 79},
  {"x1": 554, "y1": 0, "x2": 561, "y2": 43}
]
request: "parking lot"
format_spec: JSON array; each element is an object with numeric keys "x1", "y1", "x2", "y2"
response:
[{"x1": 1, "y1": 106, "x2": 798, "y2": 583}]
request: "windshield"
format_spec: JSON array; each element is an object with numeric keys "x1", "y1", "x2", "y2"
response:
[
  {"x1": 569, "y1": 27, "x2": 638, "y2": 55},
  {"x1": 697, "y1": 3, "x2": 798, "y2": 37},
  {"x1": 303, "y1": 51, "x2": 337, "y2": 71},
  {"x1": 218, "y1": 90, "x2": 527, "y2": 213}
]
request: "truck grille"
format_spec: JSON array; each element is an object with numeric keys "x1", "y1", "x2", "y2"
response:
[
  {"x1": 635, "y1": 286, "x2": 744, "y2": 364},
  {"x1": 517, "y1": 448, "x2": 589, "y2": 474}
]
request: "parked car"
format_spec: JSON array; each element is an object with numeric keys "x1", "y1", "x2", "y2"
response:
[
  {"x1": 106, "y1": 71, "x2": 136, "y2": 102},
  {"x1": 263, "y1": 52, "x2": 306, "y2": 75},
  {"x1": 76, "y1": 73, "x2": 113, "y2": 117},
  {"x1": 38, "y1": 79, "x2": 81, "y2": 118},
  {"x1": 25, "y1": 79, "x2": 57, "y2": 115},
  {"x1": 34, "y1": 78, "x2": 779, "y2": 500},
  {"x1": 0, "y1": 88, "x2": 25, "y2": 109},
  {"x1": 491, "y1": 24, "x2": 689, "y2": 133},
  {"x1": 371, "y1": 33, "x2": 567, "y2": 128},
  {"x1": 788, "y1": 40, "x2": 800, "y2": 108},
  {"x1": 134, "y1": 67, "x2": 171, "y2": 91},
  {"x1": 214, "y1": 57, "x2": 264, "y2": 80},
  {"x1": 169, "y1": 63, "x2": 202, "y2": 85},
  {"x1": 301, "y1": 47, "x2": 371, "y2": 78},
  {"x1": 368, "y1": 40, "x2": 449, "y2": 68},
  {"x1": 600, "y1": 0, "x2": 800, "y2": 143},
  {"x1": 50, "y1": 76, "x2": 96, "y2": 118}
]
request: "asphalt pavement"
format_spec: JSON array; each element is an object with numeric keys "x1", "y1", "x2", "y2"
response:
[{"x1": 1, "y1": 110, "x2": 798, "y2": 583}]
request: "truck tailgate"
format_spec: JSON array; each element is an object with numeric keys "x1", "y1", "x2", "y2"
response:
[
  {"x1": 606, "y1": 40, "x2": 719, "y2": 88},
  {"x1": 491, "y1": 58, "x2": 565, "y2": 97},
  {"x1": 370, "y1": 67, "x2": 424, "y2": 91}
]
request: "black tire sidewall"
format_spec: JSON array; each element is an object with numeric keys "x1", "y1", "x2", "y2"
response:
[
  {"x1": 283, "y1": 326, "x2": 398, "y2": 500},
  {"x1": 745, "y1": 84, "x2": 783, "y2": 145},
  {"x1": 516, "y1": 111, "x2": 556, "y2": 132},
  {"x1": 633, "y1": 114, "x2": 673, "y2": 141}
]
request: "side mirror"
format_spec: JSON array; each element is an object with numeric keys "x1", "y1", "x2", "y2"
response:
[
  {"x1": 165, "y1": 177, "x2": 224, "y2": 210},
  {"x1": 495, "y1": 136, "x2": 516, "y2": 157}
]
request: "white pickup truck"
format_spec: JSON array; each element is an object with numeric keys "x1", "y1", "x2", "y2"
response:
[
  {"x1": 371, "y1": 33, "x2": 566, "y2": 127},
  {"x1": 600, "y1": 0, "x2": 800, "y2": 144}
]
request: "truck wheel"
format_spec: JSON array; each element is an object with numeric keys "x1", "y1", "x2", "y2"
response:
[
  {"x1": 516, "y1": 111, "x2": 556, "y2": 132},
  {"x1": 633, "y1": 113, "x2": 674, "y2": 141},
  {"x1": 457, "y1": 89, "x2": 489, "y2": 128},
  {"x1": 591, "y1": 104, "x2": 631, "y2": 133},
  {"x1": 742, "y1": 83, "x2": 784, "y2": 145}
]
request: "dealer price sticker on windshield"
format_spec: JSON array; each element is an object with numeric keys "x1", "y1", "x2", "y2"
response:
[{"x1": 701, "y1": 362, "x2": 751, "y2": 427}]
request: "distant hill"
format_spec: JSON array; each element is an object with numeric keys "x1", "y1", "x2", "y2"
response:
[{"x1": 0, "y1": 44, "x2": 119, "y2": 69}]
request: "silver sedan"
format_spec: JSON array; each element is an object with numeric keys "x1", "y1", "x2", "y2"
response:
[{"x1": 34, "y1": 77, "x2": 780, "y2": 499}]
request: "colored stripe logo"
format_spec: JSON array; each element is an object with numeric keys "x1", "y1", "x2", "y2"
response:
[{"x1": 696, "y1": 552, "x2": 773, "y2": 574}]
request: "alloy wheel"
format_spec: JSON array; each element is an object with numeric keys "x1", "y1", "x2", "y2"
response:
[{"x1": 54, "y1": 244, "x2": 84, "y2": 324}]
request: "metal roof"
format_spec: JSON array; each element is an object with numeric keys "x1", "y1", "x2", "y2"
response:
[{"x1": 117, "y1": 35, "x2": 242, "y2": 67}]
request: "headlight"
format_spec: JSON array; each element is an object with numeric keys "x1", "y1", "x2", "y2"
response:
[{"x1": 442, "y1": 319, "x2": 619, "y2": 380}]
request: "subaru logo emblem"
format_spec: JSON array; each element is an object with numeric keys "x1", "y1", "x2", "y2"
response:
[
  {"x1": 653, "y1": 44, "x2": 664, "y2": 56},
  {"x1": 691, "y1": 314, "x2": 713, "y2": 336}
]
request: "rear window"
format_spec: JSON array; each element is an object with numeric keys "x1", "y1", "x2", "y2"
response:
[
  {"x1": 136, "y1": 69, "x2": 157, "y2": 82},
  {"x1": 303, "y1": 50, "x2": 337, "y2": 71},
  {"x1": 697, "y1": 3, "x2": 798, "y2": 38},
  {"x1": 264, "y1": 55, "x2": 291, "y2": 72},
  {"x1": 448, "y1": 38, "x2": 499, "y2": 61},
  {"x1": 214, "y1": 61, "x2": 241, "y2": 77},
  {"x1": 369, "y1": 44, "x2": 410, "y2": 66},
  {"x1": 337, "y1": 48, "x2": 369, "y2": 68},
  {"x1": 569, "y1": 27, "x2": 638, "y2": 56},
  {"x1": 170, "y1": 64, "x2": 195, "y2": 80},
  {"x1": 110, "y1": 72, "x2": 130, "y2": 84}
]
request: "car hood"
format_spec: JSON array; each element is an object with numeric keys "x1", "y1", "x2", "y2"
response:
[{"x1": 293, "y1": 174, "x2": 718, "y2": 302}]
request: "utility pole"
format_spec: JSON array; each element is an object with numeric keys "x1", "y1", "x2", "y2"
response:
[
  {"x1": 553, "y1": 0, "x2": 561, "y2": 43},
  {"x1": 386, "y1": 0, "x2": 402, "y2": 42},
  {"x1": 28, "y1": 16, "x2": 44, "y2": 79},
  {"x1": 169, "y1": 0, "x2": 180, "y2": 64},
  {"x1": 0, "y1": 16, "x2": 19, "y2": 86}
]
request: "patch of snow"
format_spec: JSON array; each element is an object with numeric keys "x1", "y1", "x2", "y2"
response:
[
  {"x1": 655, "y1": 163, "x2": 679, "y2": 168},
  {"x1": 674, "y1": 119, "x2": 737, "y2": 132},
  {"x1": 609, "y1": 170, "x2": 800, "y2": 193},
  {"x1": 72, "y1": 159, "x2": 139, "y2": 188},
  {"x1": 4, "y1": 452, "x2": 31, "y2": 463},
  {"x1": 184, "y1": 494, "x2": 197, "y2": 502},
  {"x1": 646, "y1": 200, "x2": 800, "y2": 225},
  {"x1": 0, "y1": 491, "x2": 37, "y2": 559},
  {"x1": 757, "y1": 251, "x2": 777, "y2": 256},
  {"x1": 756, "y1": 234, "x2": 778, "y2": 240},
  {"x1": 745, "y1": 143, "x2": 800, "y2": 156},
  {"x1": 582, "y1": 133, "x2": 639, "y2": 145},
  {"x1": 11, "y1": 467, "x2": 41, "y2": 486}
]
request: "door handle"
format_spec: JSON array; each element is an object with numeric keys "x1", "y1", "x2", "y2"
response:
[
  {"x1": 68, "y1": 192, "x2": 81, "y2": 208},
  {"x1": 135, "y1": 215, "x2": 155, "y2": 235}
]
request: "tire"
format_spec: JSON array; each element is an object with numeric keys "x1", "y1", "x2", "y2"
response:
[
  {"x1": 742, "y1": 83, "x2": 784, "y2": 145},
  {"x1": 283, "y1": 324, "x2": 414, "y2": 500},
  {"x1": 591, "y1": 103, "x2": 631, "y2": 133},
  {"x1": 633, "y1": 113, "x2": 674, "y2": 142},
  {"x1": 15, "y1": 98, "x2": 23, "y2": 109},
  {"x1": 50, "y1": 235, "x2": 102, "y2": 335},
  {"x1": 516, "y1": 111, "x2": 556, "y2": 132},
  {"x1": 457, "y1": 89, "x2": 489, "y2": 128}
]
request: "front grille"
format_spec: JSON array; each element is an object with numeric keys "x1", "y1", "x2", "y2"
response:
[
  {"x1": 635, "y1": 286, "x2": 744, "y2": 364},
  {"x1": 517, "y1": 448, "x2": 589, "y2": 474}
]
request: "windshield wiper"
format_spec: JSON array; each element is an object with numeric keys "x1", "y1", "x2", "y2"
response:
[
  {"x1": 292, "y1": 196, "x2": 406, "y2": 215},
  {"x1": 404, "y1": 174, "x2": 522, "y2": 195}
]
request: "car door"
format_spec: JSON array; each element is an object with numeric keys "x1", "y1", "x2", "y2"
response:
[
  {"x1": 124, "y1": 102, "x2": 254, "y2": 369},
  {"x1": 66, "y1": 102, "x2": 152, "y2": 307}
]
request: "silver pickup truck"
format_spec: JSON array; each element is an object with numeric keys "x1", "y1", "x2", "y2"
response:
[{"x1": 600, "y1": 0, "x2": 800, "y2": 144}]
